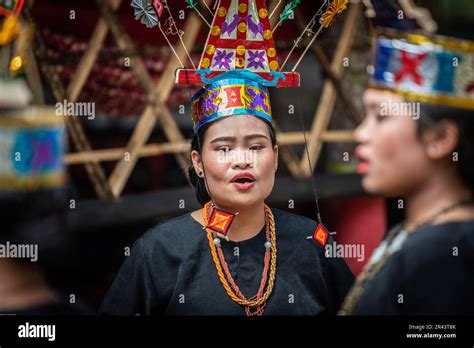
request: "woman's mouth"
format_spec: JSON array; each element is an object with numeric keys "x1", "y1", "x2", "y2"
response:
[
  {"x1": 231, "y1": 178, "x2": 256, "y2": 191},
  {"x1": 230, "y1": 174, "x2": 256, "y2": 191},
  {"x1": 356, "y1": 162, "x2": 369, "y2": 174},
  {"x1": 355, "y1": 147, "x2": 370, "y2": 175}
]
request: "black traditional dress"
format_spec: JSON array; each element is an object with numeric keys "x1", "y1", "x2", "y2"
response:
[
  {"x1": 100, "y1": 207, "x2": 354, "y2": 315},
  {"x1": 348, "y1": 220, "x2": 474, "y2": 315}
]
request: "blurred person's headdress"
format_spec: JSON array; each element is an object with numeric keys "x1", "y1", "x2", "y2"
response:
[
  {"x1": 363, "y1": 0, "x2": 473, "y2": 111},
  {"x1": 370, "y1": 30, "x2": 474, "y2": 111}
]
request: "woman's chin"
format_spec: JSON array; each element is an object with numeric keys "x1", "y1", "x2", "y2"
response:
[
  {"x1": 221, "y1": 195, "x2": 262, "y2": 209},
  {"x1": 362, "y1": 176, "x2": 385, "y2": 196},
  {"x1": 362, "y1": 176, "x2": 406, "y2": 198}
]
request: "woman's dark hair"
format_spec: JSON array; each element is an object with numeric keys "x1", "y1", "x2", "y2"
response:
[
  {"x1": 417, "y1": 102, "x2": 474, "y2": 195},
  {"x1": 187, "y1": 118, "x2": 277, "y2": 206}
]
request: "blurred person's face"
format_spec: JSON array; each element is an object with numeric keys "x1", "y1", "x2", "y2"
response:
[
  {"x1": 191, "y1": 114, "x2": 278, "y2": 210},
  {"x1": 354, "y1": 89, "x2": 433, "y2": 197}
]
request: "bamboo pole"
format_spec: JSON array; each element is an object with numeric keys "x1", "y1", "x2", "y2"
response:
[
  {"x1": 298, "y1": 3, "x2": 361, "y2": 177},
  {"x1": 104, "y1": 9, "x2": 202, "y2": 198},
  {"x1": 64, "y1": 130, "x2": 354, "y2": 165}
]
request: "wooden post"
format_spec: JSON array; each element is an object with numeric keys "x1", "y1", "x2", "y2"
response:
[
  {"x1": 63, "y1": 130, "x2": 354, "y2": 165},
  {"x1": 104, "y1": 8, "x2": 203, "y2": 198},
  {"x1": 266, "y1": 0, "x2": 305, "y2": 178},
  {"x1": 24, "y1": 45, "x2": 45, "y2": 105},
  {"x1": 67, "y1": 0, "x2": 122, "y2": 103},
  {"x1": 24, "y1": 5, "x2": 113, "y2": 200},
  {"x1": 298, "y1": 3, "x2": 361, "y2": 177}
]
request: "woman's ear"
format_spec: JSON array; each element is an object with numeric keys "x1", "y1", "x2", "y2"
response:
[
  {"x1": 424, "y1": 120, "x2": 459, "y2": 160},
  {"x1": 191, "y1": 150, "x2": 203, "y2": 176}
]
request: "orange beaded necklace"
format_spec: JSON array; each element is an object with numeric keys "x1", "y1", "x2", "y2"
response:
[{"x1": 203, "y1": 201, "x2": 277, "y2": 316}]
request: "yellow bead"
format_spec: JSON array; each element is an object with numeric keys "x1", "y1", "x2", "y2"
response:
[
  {"x1": 211, "y1": 26, "x2": 221, "y2": 36},
  {"x1": 9, "y1": 56, "x2": 23, "y2": 72},
  {"x1": 206, "y1": 45, "x2": 216, "y2": 55},
  {"x1": 238, "y1": 3, "x2": 247, "y2": 13},
  {"x1": 259, "y1": 8, "x2": 268, "y2": 18},
  {"x1": 238, "y1": 22, "x2": 247, "y2": 33},
  {"x1": 236, "y1": 45, "x2": 245, "y2": 55},
  {"x1": 201, "y1": 58, "x2": 211, "y2": 68},
  {"x1": 263, "y1": 29, "x2": 272, "y2": 40},
  {"x1": 218, "y1": 7, "x2": 227, "y2": 16},
  {"x1": 270, "y1": 60, "x2": 279, "y2": 70},
  {"x1": 267, "y1": 48, "x2": 276, "y2": 58}
]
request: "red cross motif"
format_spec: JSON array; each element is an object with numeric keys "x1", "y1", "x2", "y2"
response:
[{"x1": 395, "y1": 51, "x2": 428, "y2": 85}]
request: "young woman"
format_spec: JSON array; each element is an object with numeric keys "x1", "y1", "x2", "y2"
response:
[
  {"x1": 100, "y1": 73, "x2": 354, "y2": 316},
  {"x1": 339, "y1": 88, "x2": 474, "y2": 313}
]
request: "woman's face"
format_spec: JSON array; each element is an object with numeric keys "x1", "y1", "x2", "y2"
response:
[
  {"x1": 354, "y1": 89, "x2": 432, "y2": 197},
  {"x1": 192, "y1": 114, "x2": 278, "y2": 210}
]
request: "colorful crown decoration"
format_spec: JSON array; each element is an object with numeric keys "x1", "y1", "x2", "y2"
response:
[
  {"x1": 191, "y1": 72, "x2": 272, "y2": 130},
  {"x1": 370, "y1": 30, "x2": 474, "y2": 110},
  {"x1": 175, "y1": 0, "x2": 300, "y2": 87},
  {"x1": 0, "y1": 108, "x2": 66, "y2": 191}
]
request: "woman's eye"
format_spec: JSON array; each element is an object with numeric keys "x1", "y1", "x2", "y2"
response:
[
  {"x1": 217, "y1": 147, "x2": 231, "y2": 153},
  {"x1": 250, "y1": 145, "x2": 263, "y2": 151}
]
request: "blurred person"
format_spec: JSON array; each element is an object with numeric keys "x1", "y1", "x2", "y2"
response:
[
  {"x1": 339, "y1": 31, "x2": 474, "y2": 315},
  {"x1": 0, "y1": 108, "x2": 93, "y2": 315},
  {"x1": 0, "y1": 10, "x2": 92, "y2": 315}
]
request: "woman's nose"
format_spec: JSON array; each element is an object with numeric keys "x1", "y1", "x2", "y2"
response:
[
  {"x1": 354, "y1": 115, "x2": 371, "y2": 144},
  {"x1": 232, "y1": 149, "x2": 253, "y2": 168}
]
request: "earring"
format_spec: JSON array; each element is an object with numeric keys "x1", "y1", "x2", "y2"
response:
[{"x1": 199, "y1": 171, "x2": 203, "y2": 177}]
